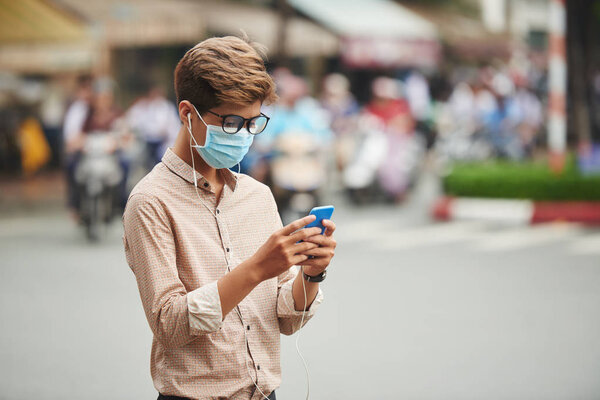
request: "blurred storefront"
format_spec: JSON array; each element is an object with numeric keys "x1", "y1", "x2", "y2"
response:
[
  {"x1": 1, "y1": 0, "x2": 338, "y2": 99},
  {"x1": 286, "y1": 0, "x2": 443, "y2": 102},
  {"x1": 289, "y1": 0, "x2": 440, "y2": 70},
  {"x1": 0, "y1": 0, "x2": 92, "y2": 74}
]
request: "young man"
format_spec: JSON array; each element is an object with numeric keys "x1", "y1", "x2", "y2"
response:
[{"x1": 122, "y1": 36, "x2": 336, "y2": 400}]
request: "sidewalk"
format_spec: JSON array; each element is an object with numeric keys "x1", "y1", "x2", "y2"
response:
[{"x1": 0, "y1": 171, "x2": 66, "y2": 215}]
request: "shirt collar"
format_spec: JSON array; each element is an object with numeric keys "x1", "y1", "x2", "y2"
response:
[{"x1": 161, "y1": 148, "x2": 238, "y2": 192}]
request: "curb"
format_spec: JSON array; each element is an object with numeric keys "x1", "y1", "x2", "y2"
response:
[{"x1": 432, "y1": 197, "x2": 600, "y2": 225}]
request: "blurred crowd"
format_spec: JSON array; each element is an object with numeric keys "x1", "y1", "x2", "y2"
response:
[
  {"x1": 0, "y1": 56, "x2": 548, "y2": 220},
  {"x1": 242, "y1": 59, "x2": 547, "y2": 212},
  {"x1": 0, "y1": 73, "x2": 179, "y2": 222}
]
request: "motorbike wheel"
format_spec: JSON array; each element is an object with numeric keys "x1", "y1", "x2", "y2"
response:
[{"x1": 86, "y1": 194, "x2": 101, "y2": 242}]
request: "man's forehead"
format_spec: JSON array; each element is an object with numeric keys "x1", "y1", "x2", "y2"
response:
[{"x1": 212, "y1": 100, "x2": 262, "y2": 116}]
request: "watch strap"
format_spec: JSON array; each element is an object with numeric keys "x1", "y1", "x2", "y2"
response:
[{"x1": 302, "y1": 269, "x2": 327, "y2": 283}]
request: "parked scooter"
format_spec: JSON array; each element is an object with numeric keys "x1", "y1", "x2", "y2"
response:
[
  {"x1": 74, "y1": 132, "x2": 123, "y2": 241},
  {"x1": 269, "y1": 132, "x2": 327, "y2": 224}
]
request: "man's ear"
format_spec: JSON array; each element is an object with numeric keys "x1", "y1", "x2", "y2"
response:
[{"x1": 178, "y1": 100, "x2": 193, "y2": 123}]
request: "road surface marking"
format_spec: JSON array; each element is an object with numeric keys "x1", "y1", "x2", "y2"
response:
[
  {"x1": 372, "y1": 221, "x2": 487, "y2": 251},
  {"x1": 567, "y1": 232, "x2": 600, "y2": 255},
  {"x1": 473, "y1": 223, "x2": 583, "y2": 252}
]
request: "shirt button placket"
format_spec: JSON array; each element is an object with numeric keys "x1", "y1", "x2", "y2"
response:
[{"x1": 217, "y1": 214, "x2": 233, "y2": 265}]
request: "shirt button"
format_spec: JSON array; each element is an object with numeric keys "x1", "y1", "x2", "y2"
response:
[
  {"x1": 257, "y1": 365, "x2": 260, "y2": 370},
  {"x1": 247, "y1": 325, "x2": 250, "y2": 330},
  {"x1": 203, "y1": 182, "x2": 209, "y2": 188},
  {"x1": 216, "y1": 209, "x2": 220, "y2": 214},
  {"x1": 226, "y1": 248, "x2": 230, "y2": 252}
]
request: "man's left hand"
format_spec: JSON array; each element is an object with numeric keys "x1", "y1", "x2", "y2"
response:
[{"x1": 299, "y1": 219, "x2": 336, "y2": 276}]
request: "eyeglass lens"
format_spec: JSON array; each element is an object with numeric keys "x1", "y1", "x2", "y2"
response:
[
  {"x1": 222, "y1": 115, "x2": 268, "y2": 135},
  {"x1": 248, "y1": 116, "x2": 268, "y2": 134}
]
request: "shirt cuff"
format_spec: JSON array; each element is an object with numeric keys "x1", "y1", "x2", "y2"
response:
[
  {"x1": 187, "y1": 281, "x2": 223, "y2": 334},
  {"x1": 277, "y1": 274, "x2": 324, "y2": 319}
]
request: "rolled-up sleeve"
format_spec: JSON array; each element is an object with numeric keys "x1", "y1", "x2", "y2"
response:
[
  {"x1": 123, "y1": 193, "x2": 219, "y2": 349},
  {"x1": 276, "y1": 266, "x2": 324, "y2": 335},
  {"x1": 187, "y1": 281, "x2": 223, "y2": 334}
]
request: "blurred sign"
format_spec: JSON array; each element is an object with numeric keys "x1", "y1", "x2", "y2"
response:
[{"x1": 341, "y1": 38, "x2": 441, "y2": 69}]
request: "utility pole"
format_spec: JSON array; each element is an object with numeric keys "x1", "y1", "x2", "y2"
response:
[
  {"x1": 567, "y1": 1, "x2": 593, "y2": 154},
  {"x1": 547, "y1": 0, "x2": 567, "y2": 173}
]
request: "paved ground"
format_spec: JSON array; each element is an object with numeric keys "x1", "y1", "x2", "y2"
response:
[{"x1": 1, "y1": 172, "x2": 599, "y2": 399}]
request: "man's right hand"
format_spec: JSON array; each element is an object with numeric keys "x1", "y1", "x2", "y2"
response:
[{"x1": 250, "y1": 215, "x2": 322, "y2": 282}]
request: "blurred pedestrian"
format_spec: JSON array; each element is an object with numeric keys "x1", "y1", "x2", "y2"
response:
[
  {"x1": 18, "y1": 115, "x2": 51, "y2": 176},
  {"x1": 511, "y1": 73, "x2": 543, "y2": 156},
  {"x1": 63, "y1": 75, "x2": 92, "y2": 217},
  {"x1": 39, "y1": 79, "x2": 66, "y2": 167},
  {"x1": 126, "y1": 84, "x2": 180, "y2": 171},
  {"x1": 365, "y1": 76, "x2": 410, "y2": 126},
  {"x1": 320, "y1": 73, "x2": 360, "y2": 171},
  {"x1": 259, "y1": 70, "x2": 333, "y2": 147},
  {"x1": 364, "y1": 77, "x2": 423, "y2": 202},
  {"x1": 63, "y1": 75, "x2": 92, "y2": 155},
  {"x1": 320, "y1": 73, "x2": 359, "y2": 135},
  {"x1": 405, "y1": 70, "x2": 435, "y2": 148},
  {"x1": 248, "y1": 70, "x2": 332, "y2": 185}
]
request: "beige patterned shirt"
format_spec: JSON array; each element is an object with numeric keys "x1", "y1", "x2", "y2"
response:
[{"x1": 123, "y1": 149, "x2": 323, "y2": 399}]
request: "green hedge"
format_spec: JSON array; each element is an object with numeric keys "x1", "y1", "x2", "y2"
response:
[{"x1": 442, "y1": 158, "x2": 600, "y2": 201}]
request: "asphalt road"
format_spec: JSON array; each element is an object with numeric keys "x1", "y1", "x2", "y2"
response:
[{"x1": 1, "y1": 174, "x2": 599, "y2": 400}]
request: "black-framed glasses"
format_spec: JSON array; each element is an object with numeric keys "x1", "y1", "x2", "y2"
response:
[{"x1": 206, "y1": 110, "x2": 270, "y2": 135}]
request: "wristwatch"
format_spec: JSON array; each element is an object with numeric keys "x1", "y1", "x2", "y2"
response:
[{"x1": 302, "y1": 269, "x2": 327, "y2": 283}]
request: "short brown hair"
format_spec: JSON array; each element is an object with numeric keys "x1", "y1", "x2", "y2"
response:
[{"x1": 174, "y1": 35, "x2": 277, "y2": 113}]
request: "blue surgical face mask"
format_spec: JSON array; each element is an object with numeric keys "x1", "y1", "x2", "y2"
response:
[{"x1": 187, "y1": 106, "x2": 254, "y2": 169}]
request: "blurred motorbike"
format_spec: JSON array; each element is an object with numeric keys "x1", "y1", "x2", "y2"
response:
[
  {"x1": 74, "y1": 132, "x2": 123, "y2": 241},
  {"x1": 269, "y1": 132, "x2": 326, "y2": 224},
  {"x1": 433, "y1": 127, "x2": 494, "y2": 172},
  {"x1": 341, "y1": 127, "x2": 388, "y2": 205},
  {"x1": 341, "y1": 113, "x2": 426, "y2": 204}
]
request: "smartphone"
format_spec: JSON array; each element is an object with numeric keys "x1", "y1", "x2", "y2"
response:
[{"x1": 305, "y1": 205, "x2": 335, "y2": 235}]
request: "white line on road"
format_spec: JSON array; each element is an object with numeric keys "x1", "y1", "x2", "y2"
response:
[
  {"x1": 336, "y1": 218, "x2": 398, "y2": 244},
  {"x1": 473, "y1": 223, "x2": 584, "y2": 252},
  {"x1": 567, "y1": 232, "x2": 600, "y2": 255},
  {"x1": 372, "y1": 221, "x2": 487, "y2": 251}
]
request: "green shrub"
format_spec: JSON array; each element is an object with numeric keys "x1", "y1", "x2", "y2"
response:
[{"x1": 442, "y1": 158, "x2": 600, "y2": 201}]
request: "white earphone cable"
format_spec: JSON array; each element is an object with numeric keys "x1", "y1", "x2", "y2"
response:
[{"x1": 296, "y1": 266, "x2": 310, "y2": 400}]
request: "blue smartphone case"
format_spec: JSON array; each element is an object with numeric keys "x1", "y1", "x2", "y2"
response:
[{"x1": 305, "y1": 205, "x2": 335, "y2": 234}]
